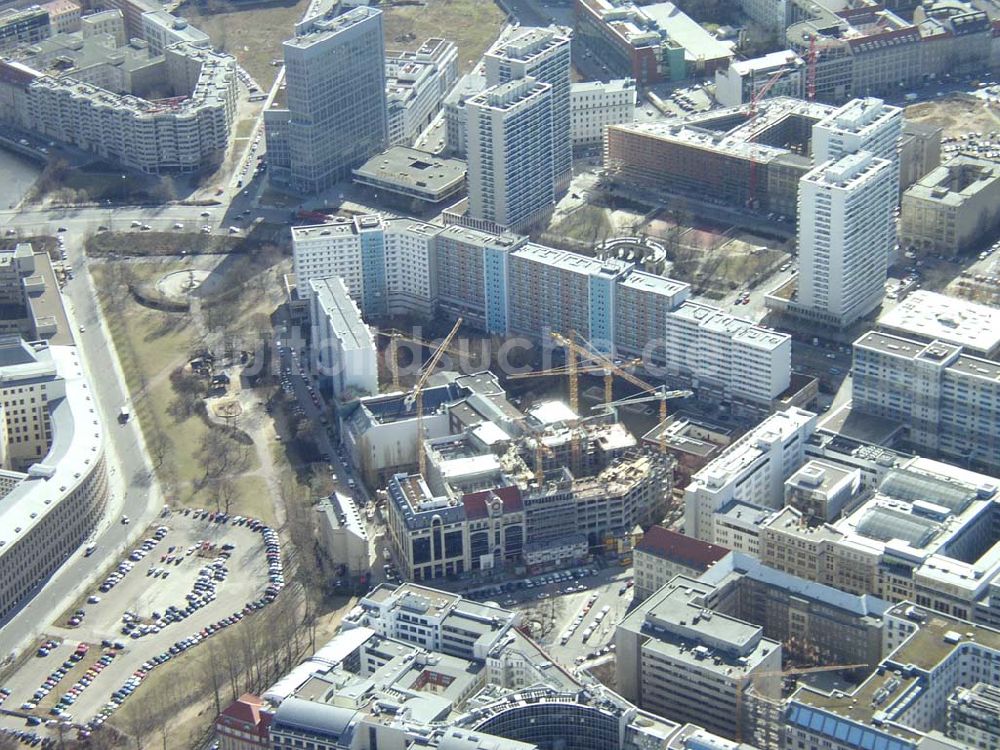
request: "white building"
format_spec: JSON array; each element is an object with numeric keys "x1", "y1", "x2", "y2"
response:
[
  {"x1": 80, "y1": 9, "x2": 124, "y2": 46},
  {"x1": 876, "y1": 290, "x2": 1000, "y2": 359},
  {"x1": 0, "y1": 339, "x2": 109, "y2": 621},
  {"x1": 292, "y1": 215, "x2": 438, "y2": 317},
  {"x1": 714, "y1": 50, "x2": 803, "y2": 108},
  {"x1": 812, "y1": 97, "x2": 903, "y2": 169},
  {"x1": 569, "y1": 78, "x2": 635, "y2": 146},
  {"x1": 664, "y1": 301, "x2": 792, "y2": 412},
  {"x1": 140, "y1": 10, "x2": 209, "y2": 56},
  {"x1": 484, "y1": 25, "x2": 571, "y2": 188},
  {"x1": 3, "y1": 42, "x2": 238, "y2": 174},
  {"x1": 466, "y1": 77, "x2": 555, "y2": 232},
  {"x1": 385, "y1": 38, "x2": 458, "y2": 147},
  {"x1": 683, "y1": 407, "x2": 817, "y2": 542},
  {"x1": 308, "y1": 277, "x2": 378, "y2": 400},
  {"x1": 796, "y1": 151, "x2": 896, "y2": 328},
  {"x1": 317, "y1": 491, "x2": 369, "y2": 579}
]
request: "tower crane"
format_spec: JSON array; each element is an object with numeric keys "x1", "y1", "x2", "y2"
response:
[
  {"x1": 378, "y1": 329, "x2": 466, "y2": 392},
  {"x1": 550, "y1": 332, "x2": 687, "y2": 454},
  {"x1": 507, "y1": 358, "x2": 641, "y2": 410},
  {"x1": 746, "y1": 65, "x2": 792, "y2": 207},
  {"x1": 403, "y1": 318, "x2": 463, "y2": 476}
]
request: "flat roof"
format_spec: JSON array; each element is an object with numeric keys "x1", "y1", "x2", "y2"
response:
[
  {"x1": 0, "y1": 344, "x2": 104, "y2": 553},
  {"x1": 877, "y1": 291, "x2": 1000, "y2": 354},
  {"x1": 352, "y1": 147, "x2": 465, "y2": 202},
  {"x1": 308, "y1": 277, "x2": 371, "y2": 352}
]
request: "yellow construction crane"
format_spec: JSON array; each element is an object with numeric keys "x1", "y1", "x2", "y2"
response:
[
  {"x1": 735, "y1": 662, "x2": 867, "y2": 742},
  {"x1": 550, "y1": 332, "x2": 687, "y2": 453},
  {"x1": 403, "y1": 318, "x2": 463, "y2": 476},
  {"x1": 594, "y1": 389, "x2": 692, "y2": 452},
  {"x1": 379, "y1": 329, "x2": 466, "y2": 392},
  {"x1": 507, "y1": 358, "x2": 641, "y2": 409}
]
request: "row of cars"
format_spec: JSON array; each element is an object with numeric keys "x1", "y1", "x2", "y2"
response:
[
  {"x1": 97, "y1": 526, "x2": 169, "y2": 593},
  {"x1": 20, "y1": 643, "x2": 92, "y2": 714},
  {"x1": 83, "y1": 515, "x2": 285, "y2": 740}
]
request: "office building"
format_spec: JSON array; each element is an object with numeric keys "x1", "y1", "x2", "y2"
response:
[
  {"x1": 604, "y1": 97, "x2": 835, "y2": 218},
  {"x1": 90, "y1": 0, "x2": 158, "y2": 40},
  {"x1": 615, "y1": 576, "x2": 783, "y2": 739},
  {"x1": 215, "y1": 694, "x2": 271, "y2": 750},
  {"x1": 0, "y1": 338, "x2": 109, "y2": 620},
  {"x1": 0, "y1": 6, "x2": 51, "y2": 52},
  {"x1": 484, "y1": 25, "x2": 571, "y2": 187},
  {"x1": 714, "y1": 50, "x2": 803, "y2": 108},
  {"x1": 140, "y1": 10, "x2": 209, "y2": 55},
  {"x1": 569, "y1": 78, "x2": 635, "y2": 147},
  {"x1": 40, "y1": 0, "x2": 80, "y2": 34},
  {"x1": 684, "y1": 407, "x2": 817, "y2": 542},
  {"x1": 307, "y1": 277, "x2": 378, "y2": 400},
  {"x1": 574, "y1": 0, "x2": 734, "y2": 84},
  {"x1": 898, "y1": 120, "x2": 941, "y2": 195},
  {"x1": 785, "y1": 602, "x2": 1000, "y2": 750},
  {"x1": 794, "y1": 151, "x2": 896, "y2": 328},
  {"x1": 352, "y1": 147, "x2": 466, "y2": 209},
  {"x1": 265, "y1": 5, "x2": 387, "y2": 193},
  {"x1": 876, "y1": 290, "x2": 1000, "y2": 359},
  {"x1": 0, "y1": 42, "x2": 237, "y2": 173},
  {"x1": 466, "y1": 77, "x2": 555, "y2": 232},
  {"x1": 786, "y1": 2, "x2": 992, "y2": 103},
  {"x1": 664, "y1": 301, "x2": 792, "y2": 413},
  {"x1": 947, "y1": 683, "x2": 1000, "y2": 750},
  {"x1": 901, "y1": 155, "x2": 1000, "y2": 255},
  {"x1": 737, "y1": 0, "x2": 788, "y2": 34},
  {"x1": 632, "y1": 525, "x2": 729, "y2": 601},
  {"x1": 385, "y1": 38, "x2": 458, "y2": 147},
  {"x1": 246, "y1": 582, "x2": 750, "y2": 750},
  {"x1": 79, "y1": 9, "x2": 124, "y2": 46},
  {"x1": 852, "y1": 331, "x2": 1000, "y2": 475}
]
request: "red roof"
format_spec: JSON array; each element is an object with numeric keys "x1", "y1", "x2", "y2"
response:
[
  {"x1": 462, "y1": 486, "x2": 522, "y2": 519},
  {"x1": 218, "y1": 693, "x2": 266, "y2": 730},
  {"x1": 635, "y1": 526, "x2": 728, "y2": 570}
]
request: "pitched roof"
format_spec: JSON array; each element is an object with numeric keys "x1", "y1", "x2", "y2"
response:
[
  {"x1": 219, "y1": 693, "x2": 266, "y2": 728},
  {"x1": 462, "y1": 486, "x2": 523, "y2": 519},
  {"x1": 635, "y1": 526, "x2": 729, "y2": 570}
]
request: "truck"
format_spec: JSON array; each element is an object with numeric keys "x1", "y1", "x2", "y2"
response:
[{"x1": 118, "y1": 406, "x2": 130, "y2": 424}]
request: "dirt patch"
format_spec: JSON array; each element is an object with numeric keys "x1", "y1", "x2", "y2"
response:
[{"x1": 905, "y1": 95, "x2": 1000, "y2": 139}]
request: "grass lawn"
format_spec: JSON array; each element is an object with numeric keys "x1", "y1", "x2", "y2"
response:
[
  {"x1": 178, "y1": 0, "x2": 310, "y2": 89},
  {"x1": 380, "y1": 0, "x2": 506, "y2": 73},
  {"x1": 234, "y1": 119, "x2": 257, "y2": 139},
  {"x1": 92, "y1": 260, "x2": 271, "y2": 518}
]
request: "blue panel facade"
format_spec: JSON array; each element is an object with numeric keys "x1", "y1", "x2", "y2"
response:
[
  {"x1": 359, "y1": 228, "x2": 387, "y2": 316},
  {"x1": 588, "y1": 273, "x2": 615, "y2": 353},
  {"x1": 483, "y1": 245, "x2": 510, "y2": 335}
]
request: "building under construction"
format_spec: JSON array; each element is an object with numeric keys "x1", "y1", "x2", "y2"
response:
[{"x1": 603, "y1": 96, "x2": 834, "y2": 216}]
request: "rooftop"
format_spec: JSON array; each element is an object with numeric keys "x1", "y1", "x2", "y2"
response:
[
  {"x1": 352, "y1": 147, "x2": 466, "y2": 203},
  {"x1": 635, "y1": 525, "x2": 729, "y2": 570},
  {"x1": 309, "y1": 276, "x2": 372, "y2": 352},
  {"x1": 877, "y1": 290, "x2": 1000, "y2": 355}
]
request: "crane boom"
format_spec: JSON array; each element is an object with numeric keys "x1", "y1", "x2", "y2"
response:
[{"x1": 405, "y1": 318, "x2": 463, "y2": 476}]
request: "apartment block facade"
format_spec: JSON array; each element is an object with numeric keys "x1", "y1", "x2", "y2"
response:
[
  {"x1": 466, "y1": 77, "x2": 555, "y2": 232},
  {"x1": 308, "y1": 277, "x2": 378, "y2": 400},
  {"x1": 852, "y1": 331, "x2": 1000, "y2": 475}
]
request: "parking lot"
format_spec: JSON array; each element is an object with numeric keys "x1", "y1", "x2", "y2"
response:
[
  {"x1": 0, "y1": 510, "x2": 283, "y2": 744},
  {"x1": 465, "y1": 564, "x2": 633, "y2": 668}
]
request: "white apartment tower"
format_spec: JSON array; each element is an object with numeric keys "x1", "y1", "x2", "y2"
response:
[
  {"x1": 466, "y1": 77, "x2": 555, "y2": 232},
  {"x1": 796, "y1": 151, "x2": 896, "y2": 328},
  {"x1": 308, "y1": 277, "x2": 379, "y2": 399},
  {"x1": 484, "y1": 26, "x2": 572, "y2": 189}
]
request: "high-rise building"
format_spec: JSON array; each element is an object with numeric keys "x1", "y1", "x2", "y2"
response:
[
  {"x1": 795, "y1": 151, "x2": 896, "y2": 328},
  {"x1": 484, "y1": 26, "x2": 571, "y2": 187},
  {"x1": 265, "y1": 5, "x2": 387, "y2": 194},
  {"x1": 466, "y1": 77, "x2": 555, "y2": 232}
]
